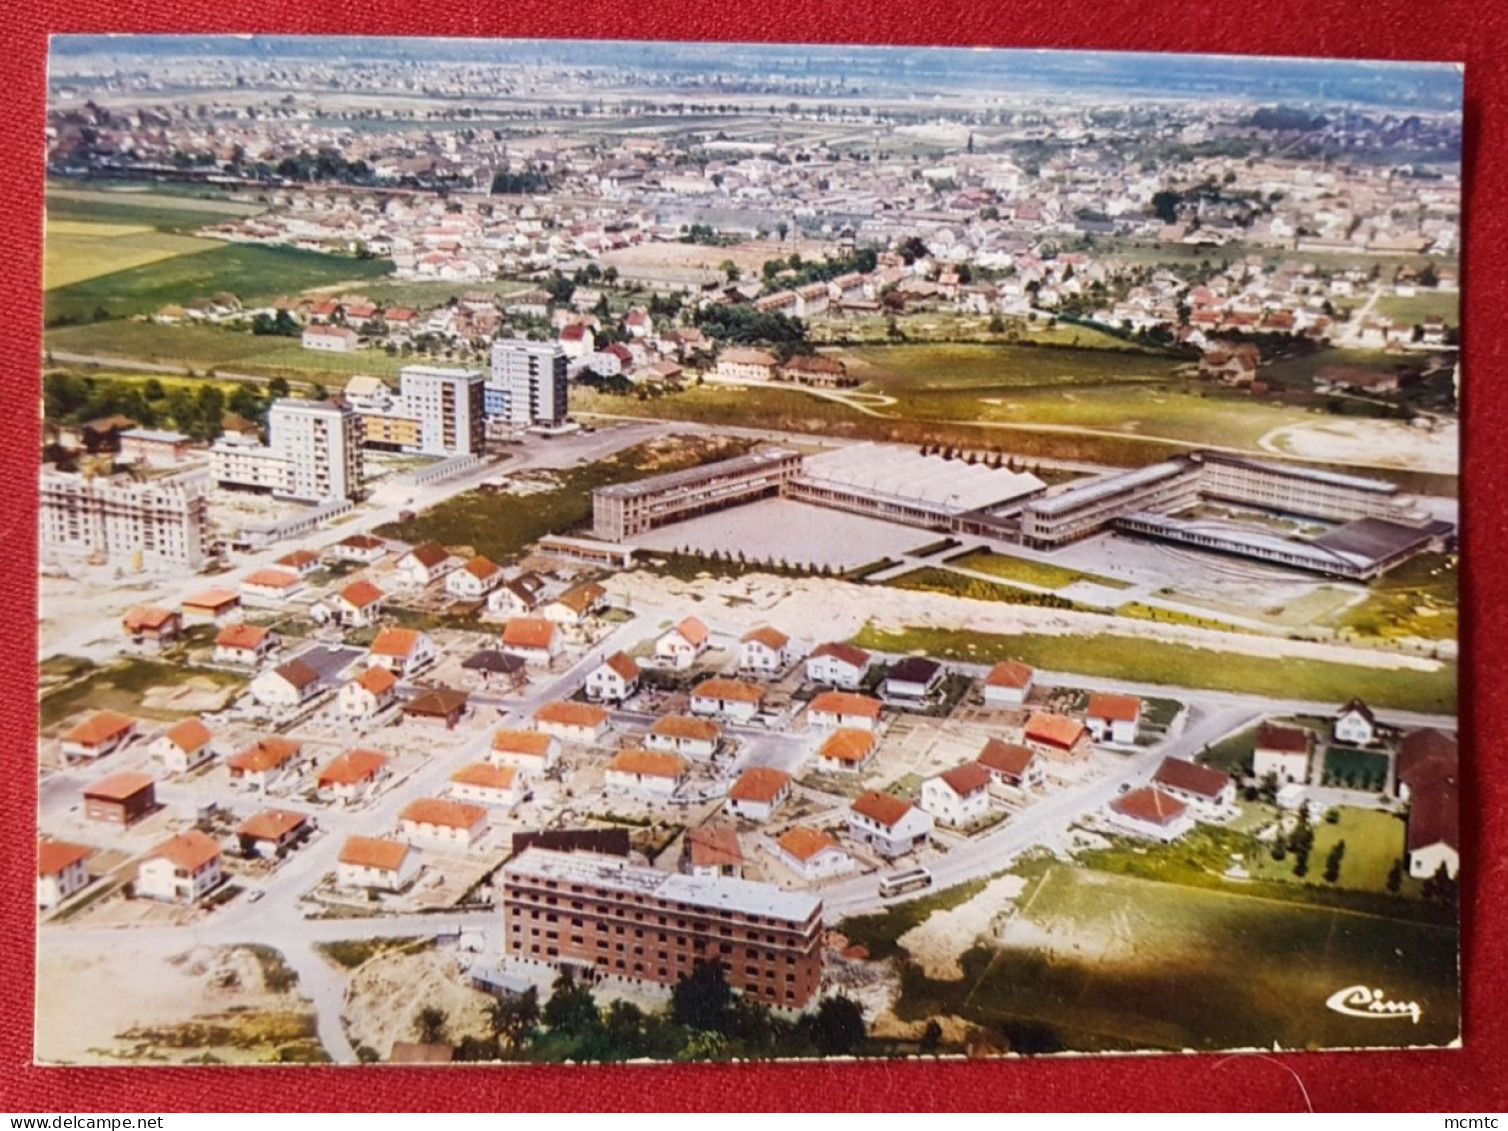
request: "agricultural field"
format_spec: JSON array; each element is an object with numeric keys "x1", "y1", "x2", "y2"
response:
[
  {"x1": 887, "y1": 865, "x2": 1458, "y2": 1053},
  {"x1": 851, "y1": 625, "x2": 1457, "y2": 714},
  {"x1": 46, "y1": 183, "x2": 267, "y2": 232},
  {"x1": 945, "y1": 548, "x2": 1130, "y2": 591},
  {"x1": 1372, "y1": 291, "x2": 1459, "y2": 328},
  {"x1": 44, "y1": 221, "x2": 225, "y2": 291}
]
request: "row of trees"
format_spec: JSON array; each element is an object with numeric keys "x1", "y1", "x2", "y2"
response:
[{"x1": 42, "y1": 371, "x2": 297, "y2": 442}]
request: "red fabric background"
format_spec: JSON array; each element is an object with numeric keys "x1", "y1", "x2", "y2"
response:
[{"x1": 4, "y1": 1, "x2": 1504, "y2": 1112}]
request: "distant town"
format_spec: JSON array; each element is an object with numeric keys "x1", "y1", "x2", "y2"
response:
[{"x1": 37, "y1": 37, "x2": 1461, "y2": 1065}]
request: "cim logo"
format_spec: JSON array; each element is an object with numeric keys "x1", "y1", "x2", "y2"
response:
[{"x1": 1325, "y1": 985, "x2": 1422, "y2": 1024}]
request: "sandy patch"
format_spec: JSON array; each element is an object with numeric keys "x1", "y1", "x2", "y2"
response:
[
  {"x1": 1259, "y1": 418, "x2": 1458, "y2": 475},
  {"x1": 342, "y1": 946, "x2": 493, "y2": 1059},
  {"x1": 898, "y1": 874, "x2": 1027, "y2": 980}
]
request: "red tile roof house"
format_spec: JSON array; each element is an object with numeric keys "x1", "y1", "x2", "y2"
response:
[
  {"x1": 337, "y1": 835, "x2": 421, "y2": 893},
  {"x1": 739, "y1": 626, "x2": 801, "y2": 676},
  {"x1": 975, "y1": 738, "x2": 1045, "y2": 791},
  {"x1": 777, "y1": 827, "x2": 855, "y2": 882},
  {"x1": 368, "y1": 627, "x2": 438, "y2": 680},
  {"x1": 500, "y1": 617, "x2": 561, "y2": 666},
  {"x1": 38, "y1": 839, "x2": 93, "y2": 909},
  {"x1": 807, "y1": 691, "x2": 883, "y2": 733},
  {"x1": 83, "y1": 772, "x2": 157, "y2": 826},
  {"x1": 646, "y1": 715, "x2": 722, "y2": 760},
  {"x1": 398, "y1": 798, "x2": 489, "y2": 850},
  {"x1": 815, "y1": 728, "x2": 878, "y2": 774},
  {"x1": 848, "y1": 791, "x2": 934, "y2": 858},
  {"x1": 689, "y1": 678, "x2": 766, "y2": 724},
  {"x1": 227, "y1": 736, "x2": 306, "y2": 792},
  {"x1": 605, "y1": 748, "x2": 689, "y2": 797},
  {"x1": 724, "y1": 767, "x2": 792, "y2": 822},
  {"x1": 449, "y1": 763, "x2": 524, "y2": 810},
  {"x1": 490, "y1": 728, "x2": 561, "y2": 772},
  {"x1": 61, "y1": 710, "x2": 137, "y2": 761},
  {"x1": 332, "y1": 579, "x2": 386, "y2": 628},
  {"x1": 982, "y1": 660, "x2": 1034, "y2": 707},
  {"x1": 1395, "y1": 727, "x2": 1458, "y2": 803},
  {"x1": 683, "y1": 823, "x2": 743, "y2": 879},
  {"x1": 1023, "y1": 712, "x2": 1091, "y2": 765},
  {"x1": 338, "y1": 666, "x2": 400, "y2": 720},
  {"x1": 402, "y1": 688, "x2": 472, "y2": 731},
  {"x1": 240, "y1": 567, "x2": 304, "y2": 604},
  {"x1": 655, "y1": 616, "x2": 709, "y2": 668},
  {"x1": 274, "y1": 549, "x2": 322, "y2": 578},
  {"x1": 585, "y1": 651, "x2": 641, "y2": 702},
  {"x1": 542, "y1": 580, "x2": 608, "y2": 627},
  {"x1": 1086, "y1": 693, "x2": 1142, "y2": 746},
  {"x1": 920, "y1": 763, "x2": 993, "y2": 828},
  {"x1": 213, "y1": 622, "x2": 278, "y2": 667},
  {"x1": 317, "y1": 748, "x2": 391, "y2": 805},
  {"x1": 1107, "y1": 787, "x2": 1195, "y2": 842},
  {"x1": 136, "y1": 829, "x2": 223, "y2": 904},
  {"x1": 1151, "y1": 756, "x2": 1238, "y2": 820},
  {"x1": 1407, "y1": 777, "x2": 1459, "y2": 881},
  {"x1": 394, "y1": 541, "x2": 458, "y2": 589},
  {"x1": 236, "y1": 808, "x2": 313, "y2": 859},
  {"x1": 533, "y1": 701, "x2": 610, "y2": 745},
  {"x1": 121, "y1": 606, "x2": 182, "y2": 652},
  {"x1": 1253, "y1": 722, "x2": 1314, "y2": 785},
  {"x1": 329, "y1": 533, "x2": 389, "y2": 565},
  {"x1": 446, "y1": 555, "x2": 506, "y2": 600},
  {"x1": 250, "y1": 658, "x2": 323, "y2": 711},
  {"x1": 804, "y1": 642, "x2": 873, "y2": 690},
  {"x1": 181, "y1": 588, "x2": 243, "y2": 625}
]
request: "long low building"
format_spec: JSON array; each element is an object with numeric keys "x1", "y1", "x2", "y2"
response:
[
  {"x1": 501, "y1": 847, "x2": 822, "y2": 1009},
  {"x1": 592, "y1": 448, "x2": 803, "y2": 541}
]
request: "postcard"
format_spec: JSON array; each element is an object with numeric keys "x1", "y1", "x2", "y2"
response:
[{"x1": 36, "y1": 36, "x2": 1461, "y2": 1064}]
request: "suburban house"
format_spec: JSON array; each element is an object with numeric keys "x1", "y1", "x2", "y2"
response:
[
  {"x1": 775, "y1": 827, "x2": 854, "y2": 881},
  {"x1": 605, "y1": 749, "x2": 688, "y2": 797},
  {"x1": 1396, "y1": 728, "x2": 1458, "y2": 803},
  {"x1": 1107, "y1": 787, "x2": 1194, "y2": 842},
  {"x1": 302, "y1": 324, "x2": 357, "y2": 352},
  {"x1": 401, "y1": 688, "x2": 471, "y2": 730},
  {"x1": 976, "y1": 738, "x2": 1046, "y2": 791},
  {"x1": 655, "y1": 616, "x2": 709, "y2": 668},
  {"x1": 337, "y1": 835, "x2": 421, "y2": 893},
  {"x1": 883, "y1": 657, "x2": 945, "y2": 701},
  {"x1": 533, "y1": 701, "x2": 610, "y2": 745},
  {"x1": 1152, "y1": 757, "x2": 1237, "y2": 820},
  {"x1": 724, "y1": 767, "x2": 791, "y2": 822},
  {"x1": 848, "y1": 791, "x2": 934, "y2": 858},
  {"x1": 1086, "y1": 693, "x2": 1143, "y2": 745},
  {"x1": 274, "y1": 549, "x2": 321, "y2": 578},
  {"x1": 236, "y1": 809, "x2": 312, "y2": 859},
  {"x1": 1254, "y1": 722, "x2": 1314, "y2": 784},
  {"x1": 1023, "y1": 712, "x2": 1091, "y2": 764},
  {"x1": 121, "y1": 606, "x2": 182, "y2": 652},
  {"x1": 397, "y1": 798, "x2": 489, "y2": 850},
  {"x1": 250, "y1": 658, "x2": 322, "y2": 710},
  {"x1": 339, "y1": 666, "x2": 400, "y2": 720},
  {"x1": 716, "y1": 347, "x2": 778, "y2": 381},
  {"x1": 982, "y1": 660, "x2": 1034, "y2": 707},
  {"x1": 331, "y1": 579, "x2": 386, "y2": 627},
  {"x1": 240, "y1": 568, "x2": 303, "y2": 604},
  {"x1": 689, "y1": 678, "x2": 766, "y2": 723},
  {"x1": 499, "y1": 617, "x2": 561, "y2": 666},
  {"x1": 490, "y1": 728, "x2": 561, "y2": 772},
  {"x1": 446, "y1": 556, "x2": 505, "y2": 600},
  {"x1": 136, "y1": 830, "x2": 223, "y2": 903},
  {"x1": 394, "y1": 542, "x2": 458, "y2": 589},
  {"x1": 38, "y1": 840, "x2": 92, "y2": 910},
  {"x1": 330, "y1": 533, "x2": 389, "y2": 565},
  {"x1": 1334, "y1": 699, "x2": 1380, "y2": 746},
  {"x1": 542, "y1": 580, "x2": 607, "y2": 627},
  {"x1": 368, "y1": 627, "x2": 437, "y2": 680},
  {"x1": 585, "y1": 652, "x2": 641, "y2": 701},
  {"x1": 61, "y1": 711, "x2": 136, "y2": 761},
  {"x1": 459, "y1": 649, "x2": 527, "y2": 692},
  {"x1": 181, "y1": 588, "x2": 243, "y2": 626},
  {"x1": 83, "y1": 772, "x2": 156, "y2": 827},
  {"x1": 227, "y1": 736, "x2": 306, "y2": 792},
  {"x1": 920, "y1": 762, "x2": 992, "y2": 827},
  {"x1": 805, "y1": 642, "x2": 872, "y2": 690},
  {"x1": 646, "y1": 715, "x2": 721, "y2": 759},
  {"x1": 739, "y1": 626, "x2": 800, "y2": 675},
  {"x1": 150, "y1": 717, "x2": 216, "y2": 774},
  {"x1": 807, "y1": 691, "x2": 883, "y2": 733},
  {"x1": 449, "y1": 763, "x2": 524, "y2": 810},
  {"x1": 1407, "y1": 778, "x2": 1459, "y2": 880},
  {"x1": 815, "y1": 728, "x2": 878, "y2": 773},
  {"x1": 487, "y1": 573, "x2": 550, "y2": 618},
  {"x1": 213, "y1": 623, "x2": 278, "y2": 667},
  {"x1": 317, "y1": 748, "x2": 391, "y2": 805},
  {"x1": 683, "y1": 824, "x2": 744, "y2": 879}
]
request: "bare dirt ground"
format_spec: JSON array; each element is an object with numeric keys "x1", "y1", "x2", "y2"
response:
[
  {"x1": 341, "y1": 946, "x2": 493, "y2": 1059},
  {"x1": 36, "y1": 943, "x2": 319, "y2": 1065},
  {"x1": 1259, "y1": 417, "x2": 1458, "y2": 474},
  {"x1": 598, "y1": 236, "x2": 837, "y2": 277},
  {"x1": 898, "y1": 874, "x2": 1028, "y2": 980}
]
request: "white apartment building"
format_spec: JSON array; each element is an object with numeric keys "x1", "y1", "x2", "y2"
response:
[
  {"x1": 39, "y1": 466, "x2": 211, "y2": 569},
  {"x1": 210, "y1": 399, "x2": 365, "y2": 502},
  {"x1": 488, "y1": 339, "x2": 569, "y2": 428}
]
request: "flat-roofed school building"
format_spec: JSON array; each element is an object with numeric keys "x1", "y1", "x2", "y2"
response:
[{"x1": 592, "y1": 448, "x2": 803, "y2": 541}]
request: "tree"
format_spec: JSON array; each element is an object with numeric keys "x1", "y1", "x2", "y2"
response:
[
  {"x1": 809, "y1": 994, "x2": 866, "y2": 1056},
  {"x1": 489, "y1": 987, "x2": 540, "y2": 1052},
  {"x1": 671, "y1": 959, "x2": 734, "y2": 1033},
  {"x1": 1151, "y1": 189, "x2": 1182, "y2": 225},
  {"x1": 142, "y1": 378, "x2": 166, "y2": 401},
  {"x1": 920, "y1": 1019, "x2": 943, "y2": 1052},
  {"x1": 415, "y1": 1005, "x2": 449, "y2": 1045},
  {"x1": 542, "y1": 973, "x2": 603, "y2": 1038},
  {"x1": 1386, "y1": 858, "x2": 1404, "y2": 894},
  {"x1": 1323, "y1": 839, "x2": 1346, "y2": 884},
  {"x1": 267, "y1": 376, "x2": 291, "y2": 400},
  {"x1": 191, "y1": 385, "x2": 225, "y2": 442}
]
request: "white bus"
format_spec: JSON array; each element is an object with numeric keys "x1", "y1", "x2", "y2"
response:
[{"x1": 878, "y1": 867, "x2": 933, "y2": 899}]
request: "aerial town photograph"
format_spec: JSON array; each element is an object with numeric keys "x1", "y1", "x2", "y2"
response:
[{"x1": 35, "y1": 35, "x2": 1462, "y2": 1065}]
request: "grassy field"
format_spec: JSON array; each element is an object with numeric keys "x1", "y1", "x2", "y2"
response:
[
  {"x1": 1258, "y1": 347, "x2": 1406, "y2": 392},
  {"x1": 1372, "y1": 291, "x2": 1459, "y2": 327},
  {"x1": 46, "y1": 185, "x2": 266, "y2": 233},
  {"x1": 1326, "y1": 552, "x2": 1458, "y2": 642},
  {"x1": 44, "y1": 221, "x2": 225, "y2": 290},
  {"x1": 888, "y1": 864, "x2": 1457, "y2": 1053},
  {"x1": 1158, "y1": 584, "x2": 1362, "y2": 633},
  {"x1": 375, "y1": 434, "x2": 754, "y2": 563},
  {"x1": 809, "y1": 311, "x2": 1151, "y2": 350},
  {"x1": 839, "y1": 876, "x2": 994, "y2": 961},
  {"x1": 884, "y1": 567, "x2": 1080, "y2": 610},
  {"x1": 39, "y1": 656, "x2": 246, "y2": 729},
  {"x1": 851, "y1": 625, "x2": 1457, "y2": 714},
  {"x1": 946, "y1": 548, "x2": 1130, "y2": 591}
]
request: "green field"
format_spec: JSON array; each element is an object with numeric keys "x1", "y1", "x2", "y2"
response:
[
  {"x1": 884, "y1": 567, "x2": 1080, "y2": 610},
  {"x1": 851, "y1": 625, "x2": 1456, "y2": 714},
  {"x1": 889, "y1": 864, "x2": 1458, "y2": 1053},
  {"x1": 1327, "y1": 552, "x2": 1458, "y2": 642},
  {"x1": 1158, "y1": 583, "x2": 1361, "y2": 632},
  {"x1": 375, "y1": 434, "x2": 754, "y2": 563},
  {"x1": 46, "y1": 185, "x2": 267, "y2": 233},
  {"x1": 45, "y1": 222, "x2": 225, "y2": 291},
  {"x1": 1372, "y1": 291, "x2": 1459, "y2": 328},
  {"x1": 39, "y1": 656, "x2": 246, "y2": 729},
  {"x1": 809, "y1": 311, "x2": 1149, "y2": 351},
  {"x1": 946, "y1": 548, "x2": 1130, "y2": 591},
  {"x1": 1319, "y1": 746, "x2": 1391, "y2": 792}
]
